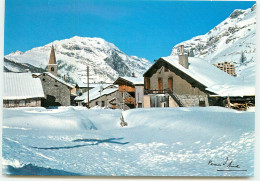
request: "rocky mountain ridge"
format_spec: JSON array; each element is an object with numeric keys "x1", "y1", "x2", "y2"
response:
[{"x1": 4, "y1": 36, "x2": 152, "y2": 83}]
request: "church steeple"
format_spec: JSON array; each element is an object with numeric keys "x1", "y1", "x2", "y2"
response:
[
  {"x1": 47, "y1": 45, "x2": 58, "y2": 76},
  {"x1": 48, "y1": 45, "x2": 56, "y2": 64}
]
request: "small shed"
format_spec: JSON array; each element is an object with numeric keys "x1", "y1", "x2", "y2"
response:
[{"x1": 3, "y1": 72, "x2": 44, "y2": 108}]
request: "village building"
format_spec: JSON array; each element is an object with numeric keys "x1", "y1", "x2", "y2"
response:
[
  {"x1": 214, "y1": 62, "x2": 237, "y2": 76},
  {"x1": 75, "y1": 82, "x2": 113, "y2": 96},
  {"x1": 33, "y1": 45, "x2": 74, "y2": 107},
  {"x1": 3, "y1": 71, "x2": 44, "y2": 108},
  {"x1": 74, "y1": 84, "x2": 120, "y2": 108},
  {"x1": 143, "y1": 45, "x2": 254, "y2": 109},
  {"x1": 113, "y1": 74, "x2": 144, "y2": 109},
  {"x1": 35, "y1": 72, "x2": 74, "y2": 106}
]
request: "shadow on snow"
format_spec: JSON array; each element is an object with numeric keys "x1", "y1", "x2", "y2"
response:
[
  {"x1": 30, "y1": 138, "x2": 129, "y2": 150},
  {"x1": 5, "y1": 164, "x2": 81, "y2": 176}
]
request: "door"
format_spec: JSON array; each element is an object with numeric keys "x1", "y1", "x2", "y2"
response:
[
  {"x1": 158, "y1": 78, "x2": 163, "y2": 93},
  {"x1": 168, "y1": 77, "x2": 173, "y2": 92}
]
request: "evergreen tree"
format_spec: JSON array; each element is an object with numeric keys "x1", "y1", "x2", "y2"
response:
[
  {"x1": 189, "y1": 49, "x2": 195, "y2": 57},
  {"x1": 240, "y1": 51, "x2": 246, "y2": 64}
]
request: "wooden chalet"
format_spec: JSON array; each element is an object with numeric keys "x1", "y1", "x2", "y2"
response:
[{"x1": 114, "y1": 73, "x2": 144, "y2": 109}]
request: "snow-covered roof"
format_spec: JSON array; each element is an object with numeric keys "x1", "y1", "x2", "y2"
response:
[
  {"x1": 161, "y1": 56, "x2": 255, "y2": 97},
  {"x1": 3, "y1": 72, "x2": 45, "y2": 100},
  {"x1": 77, "y1": 82, "x2": 112, "y2": 88},
  {"x1": 42, "y1": 72, "x2": 74, "y2": 89},
  {"x1": 75, "y1": 84, "x2": 118, "y2": 102},
  {"x1": 32, "y1": 73, "x2": 42, "y2": 76},
  {"x1": 121, "y1": 76, "x2": 144, "y2": 85},
  {"x1": 114, "y1": 76, "x2": 144, "y2": 85}
]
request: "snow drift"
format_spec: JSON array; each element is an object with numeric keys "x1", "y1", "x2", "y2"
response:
[{"x1": 2, "y1": 107, "x2": 255, "y2": 176}]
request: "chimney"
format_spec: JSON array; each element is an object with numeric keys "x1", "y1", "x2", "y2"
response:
[
  {"x1": 180, "y1": 45, "x2": 184, "y2": 54},
  {"x1": 131, "y1": 72, "x2": 136, "y2": 77},
  {"x1": 178, "y1": 45, "x2": 189, "y2": 69}
]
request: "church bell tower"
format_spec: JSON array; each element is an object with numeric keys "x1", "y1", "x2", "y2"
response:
[{"x1": 47, "y1": 45, "x2": 58, "y2": 76}]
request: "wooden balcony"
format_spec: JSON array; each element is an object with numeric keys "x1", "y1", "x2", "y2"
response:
[
  {"x1": 119, "y1": 85, "x2": 135, "y2": 92},
  {"x1": 125, "y1": 98, "x2": 135, "y2": 104}
]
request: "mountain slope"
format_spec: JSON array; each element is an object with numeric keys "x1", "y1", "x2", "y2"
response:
[
  {"x1": 4, "y1": 37, "x2": 152, "y2": 83},
  {"x1": 171, "y1": 4, "x2": 256, "y2": 83}
]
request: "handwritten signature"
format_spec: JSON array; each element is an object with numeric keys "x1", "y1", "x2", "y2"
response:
[{"x1": 208, "y1": 157, "x2": 240, "y2": 168}]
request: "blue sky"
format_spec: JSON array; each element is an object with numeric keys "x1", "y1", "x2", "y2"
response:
[{"x1": 4, "y1": 0, "x2": 255, "y2": 61}]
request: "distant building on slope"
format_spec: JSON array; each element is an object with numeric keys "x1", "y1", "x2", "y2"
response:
[
  {"x1": 214, "y1": 62, "x2": 236, "y2": 76},
  {"x1": 143, "y1": 45, "x2": 254, "y2": 108},
  {"x1": 113, "y1": 73, "x2": 145, "y2": 109},
  {"x1": 33, "y1": 45, "x2": 74, "y2": 107},
  {"x1": 3, "y1": 72, "x2": 44, "y2": 108}
]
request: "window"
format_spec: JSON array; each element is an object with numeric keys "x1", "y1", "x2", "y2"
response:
[
  {"x1": 165, "y1": 67, "x2": 168, "y2": 72},
  {"x1": 42, "y1": 78, "x2": 45, "y2": 81},
  {"x1": 101, "y1": 101, "x2": 105, "y2": 107},
  {"x1": 51, "y1": 67, "x2": 54, "y2": 71},
  {"x1": 199, "y1": 101, "x2": 206, "y2": 107},
  {"x1": 168, "y1": 77, "x2": 173, "y2": 91},
  {"x1": 158, "y1": 78, "x2": 163, "y2": 93},
  {"x1": 54, "y1": 85, "x2": 58, "y2": 87},
  {"x1": 19, "y1": 100, "x2": 26, "y2": 107},
  {"x1": 96, "y1": 101, "x2": 99, "y2": 105},
  {"x1": 9, "y1": 100, "x2": 15, "y2": 107}
]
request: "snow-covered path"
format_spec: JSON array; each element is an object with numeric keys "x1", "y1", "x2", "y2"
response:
[{"x1": 2, "y1": 107, "x2": 254, "y2": 176}]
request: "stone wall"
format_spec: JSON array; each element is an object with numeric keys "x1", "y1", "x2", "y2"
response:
[
  {"x1": 135, "y1": 86, "x2": 144, "y2": 108},
  {"x1": 177, "y1": 94, "x2": 209, "y2": 107},
  {"x1": 149, "y1": 65, "x2": 207, "y2": 96},
  {"x1": 39, "y1": 73, "x2": 71, "y2": 106},
  {"x1": 89, "y1": 90, "x2": 121, "y2": 109}
]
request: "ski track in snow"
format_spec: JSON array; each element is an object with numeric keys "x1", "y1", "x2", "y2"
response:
[{"x1": 2, "y1": 106, "x2": 255, "y2": 176}]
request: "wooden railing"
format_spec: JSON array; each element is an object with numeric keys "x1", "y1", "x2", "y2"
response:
[
  {"x1": 144, "y1": 89, "x2": 170, "y2": 94},
  {"x1": 125, "y1": 98, "x2": 135, "y2": 104},
  {"x1": 144, "y1": 88, "x2": 184, "y2": 107}
]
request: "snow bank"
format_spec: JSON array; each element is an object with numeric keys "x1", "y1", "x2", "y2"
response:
[
  {"x1": 3, "y1": 107, "x2": 96, "y2": 131},
  {"x1": 2, "y1": 106, "x2": 255, "y2": 176},
  {"x1": 3, "y1": 107, "x2": 122, "y2": 131},
  {"x1": 122, "y1": 107, "x2": 254, "y2": 135}
]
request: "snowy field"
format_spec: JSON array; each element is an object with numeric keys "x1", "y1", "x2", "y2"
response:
[{"x1": 2, "y1": 106, "x2": 254, "y2": 176}]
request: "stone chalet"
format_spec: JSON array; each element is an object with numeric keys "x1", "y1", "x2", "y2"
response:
[{"x1": 143, "y1": 45, "x2": 255, "y2": 108}]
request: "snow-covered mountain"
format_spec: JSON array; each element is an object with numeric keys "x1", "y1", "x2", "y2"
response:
[
  {"x1": 171, "y1": 4, "x2": 256, "y2": 82},
  {"x1": 4, "y1": 36, "x2": 152, "y2": 83}
]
